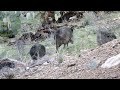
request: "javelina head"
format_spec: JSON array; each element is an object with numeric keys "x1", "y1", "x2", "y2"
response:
[
  {"x1": 70, "y1": 25, "x2": 76, "y2": 31},
  {"x1": 29, "y1": 32, "x2": 35, "y2": 41},
  {"x1": 22, "y1": 33, "x2": 29, "y2": 40},
  {"x1": 34, "y1": 32, "x2": 42, "y2": 41}
]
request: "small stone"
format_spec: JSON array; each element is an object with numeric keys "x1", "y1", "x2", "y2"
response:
[
  {"x1": 26, "y1": 67, "x2": 30, "y2": 70},
  {"x1": 87, "y1": 59, "x2": 100, "y2": 69},
  {"x1": 43, "y1": 62, "x2": 49, "y2": 65}
]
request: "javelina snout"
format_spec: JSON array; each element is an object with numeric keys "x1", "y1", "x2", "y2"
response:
[
  {"x1": 55, "y1": 26, "x2": 74, "y2": 51},
  {"x1": 30, "y1": 44, "x2": 46, "y2": 60}
]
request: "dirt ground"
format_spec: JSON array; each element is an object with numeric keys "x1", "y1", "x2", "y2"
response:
[{"x1": 13, "y1": 39, "x2": 120, "y2": 79}]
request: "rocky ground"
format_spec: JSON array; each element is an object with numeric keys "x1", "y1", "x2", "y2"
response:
[{"x1": 12, "y1": 39, "x2": 120, "y2": 79}]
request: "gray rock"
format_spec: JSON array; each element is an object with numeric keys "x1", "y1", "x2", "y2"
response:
[{"x1": 87, "y1": 59, "x2": 100, "y2": 70}]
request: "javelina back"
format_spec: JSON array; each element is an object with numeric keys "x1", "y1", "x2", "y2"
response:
[
  {"x1": 55, "y1": 26, "x2": 74, "y2": 51},
  {"x1": 30, "y1": 44, "x2": 46, "y2": 60},
  {"x1": 97, "y1": 28, "x2": 117, "y2": 46}
]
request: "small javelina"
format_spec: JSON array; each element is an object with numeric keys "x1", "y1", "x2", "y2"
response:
[
  {"x1": 34, "y1": 29, "x2": 51, "y2": 41},
  {"x1": 30, "y1": 44, "x2": 46, "y2": 60},
  {"x1": 55, "y1": 26, "x2": 74, "y2": 51},
  {"x1": 20, "y1": 32, "x2": 35, "y2": 41},
  {"x1": 0, "y1": 59, "x2": 15, "y2": 70},
  {"x1": 97, "y1": 29, "x2": 117, "y2": 46}
]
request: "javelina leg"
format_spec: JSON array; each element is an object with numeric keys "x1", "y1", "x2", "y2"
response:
[
  {"x1": 71, "y1": 40, "x2": 73, "y2": 44},
  {"x1": 64, "y1": 44, "x2": 66, "y2": 48},
  {"x1": 56, "y1": 45, "x2": 59, "y2": 53},
  {"x1": 66, "y1": 43, "x2": 69, "y2": 49},
  {"x1": 56, "y1": 44, "x2": 61, "y2": 53},
  {"x1": 67, "y1": 43, "x2": 69, "y2": 47},
  {"x1": 64, "y1": 43, "x2": 68, "y2": 48},
  {"x1": 70, "y1": 38, "x2": 73, "y2": 44}
]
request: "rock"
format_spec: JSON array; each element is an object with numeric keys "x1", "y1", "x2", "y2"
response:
[
  {"x1": 101, "y1": 53, "x2": 120, "y2": 68},
  {"x1": 43, "y1": 62, "x2": 49, "y2": 65},
  {"x1": 87, "y1": 59, "x2": 101, "y2": 69},
  {"x1": 67, "y1": 63, "x2": 76, "y2": 68},
  {"x1": 26, "y1": 67, "x2": 30, "y2": 70},
  {"x1": 0, "y1": 67, "x2": 15, "y2": 79},
  {"x1": 28, "y1": 55, "x2": 50, "y2": 68}
]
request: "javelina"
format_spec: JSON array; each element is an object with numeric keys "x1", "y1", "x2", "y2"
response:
[
  {"x1": 54, "y1": 26, "x2": 74, "y2": 51},
  {"x1": 97, "y1": 29, "x2": 117, "y2": 46},
  {"x1": 20, "y1": 32, "x2": 35, "y2": 42},
  {"x1": 34, "y1": 30, "x2": 42, "y2": 41},
  {"x1": 30, "y1": 44, "x2": 46, "y2": 60},
  {"x1": 0, "y1": 59, "x2": 15, "y2": 70},
  {"x1": 29, "y1": 32, "x2": 35, "y2": 41},
  {"x1": 34, "y1": 29, "x2": 51, "y2": 41}
]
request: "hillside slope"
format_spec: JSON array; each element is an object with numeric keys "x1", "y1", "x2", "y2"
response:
[{"x1": 15, "y1": 39, "x2": 120, "y2": 79}]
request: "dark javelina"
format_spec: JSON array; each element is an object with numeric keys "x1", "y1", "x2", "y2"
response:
[
  {"x1": 30, "y1": 44, "x2": 46, "y2": 60},
  {"x1": 20, "y1": 32, "x2": 35, "y2": 42},
  {"x1": 34, "y1": 29, "x2": 51, "y2": 41},
  {"x1": 34, "y1": 30, "x2": 42, "y2": 41},
  {"x1": 55, "y1": 26, "x2": 74, "y2": 51},
  {"x1": 97, "y1": 29, "x2": 117, "y2": 46},
  {"x1": 0, "y1": 59, "x2": 15, "y2": 70}
]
